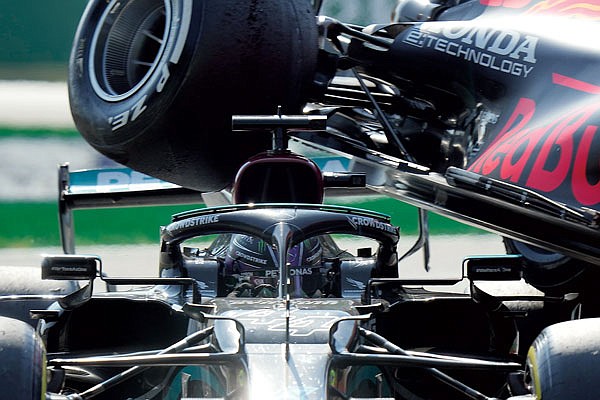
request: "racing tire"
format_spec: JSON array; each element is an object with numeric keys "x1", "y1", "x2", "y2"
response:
[
  {"x1": 503, "y1": 238, "x2": 586, "y2": 293},
  {"x1": 0, "y1": 317, "x2": 46, "y2": 400},
  {"x1": 526, "y1": 318, "x2": 600, "y2": 400},
  {"x1": 69, "y1": 0, "x2": 318, "y2": 191},
  {"x1": 0, "y1": 265, "x2": 78, "y2": 326}
]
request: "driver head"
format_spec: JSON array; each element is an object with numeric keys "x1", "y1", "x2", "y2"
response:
[{"x1": 223, "y1": 234, "x2": 324, "y2": 297}]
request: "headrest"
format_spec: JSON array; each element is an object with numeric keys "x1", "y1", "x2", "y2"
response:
[{"x1": 233, "y1": 152, "x2": 323, "y2": 204}]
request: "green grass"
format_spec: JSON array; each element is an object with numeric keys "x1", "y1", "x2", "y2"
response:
[
  {"x1": 0, "y1": 202, "x2": 198, "y2": 248},
  {"x1": 0, "y1": 198, "x2": 486, "y2": 248},
  {"x1": 0, "y1": 127, "x2": 78, "y2": 138}
]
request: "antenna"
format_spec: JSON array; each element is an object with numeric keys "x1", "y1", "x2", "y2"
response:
[{"x1": 231, "y1": 106, "x2": 328, "y2": 153}]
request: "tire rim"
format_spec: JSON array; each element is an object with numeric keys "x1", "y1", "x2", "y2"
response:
[{"x1": 89, "y1": 0, "x2": 171, "y2": 101}]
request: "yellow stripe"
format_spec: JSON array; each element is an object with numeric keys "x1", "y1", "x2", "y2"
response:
[
  {"x1": 527, "y1": 346, "x2": 542, "y2": 399},
  {"x1": 41, "y1": 352, "x2": 47, "y2": 400}
]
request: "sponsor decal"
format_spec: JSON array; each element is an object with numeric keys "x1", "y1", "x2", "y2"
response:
[
  {"x1": 552, "y1": 73, "x2": 600, "y2": 94},
  {"x1": 468, "y1": 75, "x2": 600, "y2": 207},
  {"x1": 235, "y1": 250, "x2": 269, "y2": 266},
  {"x1": 97, "y1": 169, "x2": 157, "y2": 187},
  {"x1": 51, "y1": 265, "x2": 90, "y2": 273},
  {"x1": 225, "y1": 299, "x2": 341, "y2": 306},
  {"x1": 108, "y1": 95, "x2": 147, "y2": 131},
  {"x1": 345, "y1": 277, "x2": 366, "y2": 290},
  {"x1": 264, "y1": 268, "x2": 315, "y2": 277},
  {"x1": 482, "y1": 0, "x2": 600, "y2": 19},
  {"x1": 480, "y1": 0, "x2": 533, "y2": 8},
  {"x1": 171, "y1": 215, "x2": 220, "y2": 230},
  {"x1": 347, "y1": 215, "x2": 398, "y2": 234},
  {"x1": 222, "y1": 309, "x2": 346, "y2": 337},
  {"x1": 290, "y1": 268, "x2": 314, "y2": 276},
  {"x1": 524, "y1": 0, "x2": 600, "y2": 19},
  {"x1": 93, "y1": 169, "x2": 178, "y2": 192},
  {"x1": 472, "y1": 266, "x2": 514, "y2": 273},
  {"x1": 304, "y1": 249, "x2": 322, "y2": 264},
  {"x1": 404, "y1": 23, "x2": 538, "y2": 78},
  {"x1": 65, "y1": 168, "x2": 181, "y2": 195}
]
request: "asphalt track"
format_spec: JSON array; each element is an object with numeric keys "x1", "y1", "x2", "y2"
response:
[{"x1": 0, "y1": 80, "x2": 74, "y2": 129}]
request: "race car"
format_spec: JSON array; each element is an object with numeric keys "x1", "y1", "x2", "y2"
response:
[
  {"x1": 1, "y1": 114, "x2": 598, "y2": 400},
  {"x1": 3, "y1": 0, "x2": 600, "y2": 398}
]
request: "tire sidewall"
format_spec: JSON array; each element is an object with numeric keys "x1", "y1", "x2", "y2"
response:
[
  {"x1": 503, "y1": 238, "x2": 586, "y2": 292},
  {"x1": 68, "y1": 0, "x2": 318, "y2": 190},
  {"x1": 0, "y1": 317, "x2": 46, "y2": 400},
  {"x1": 528, "y1": 318, "x2": 600, "y2": 400},
  {"x1": 68, "y1": 0, "x2": 201, "y2": 149}
]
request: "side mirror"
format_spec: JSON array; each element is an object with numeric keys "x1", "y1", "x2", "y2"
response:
[
  {"x1": 464, "y1": 255, "x2": 523, "y2": 281},
  {"x1": 41, "y1": 254, "x2": 99, "y2": 281}
]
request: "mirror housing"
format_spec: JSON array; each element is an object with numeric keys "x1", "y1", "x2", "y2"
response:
[{"x1": 41, "y1": 254, "x2": 99, "y2": 281}]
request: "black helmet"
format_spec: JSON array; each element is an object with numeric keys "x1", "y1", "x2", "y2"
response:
[
  {"x1": 223, "y1": 234, "x2": 324, "y2": 297},
  {"x1": 224, "y1": 234, "x2": 278, "y2": 272}
]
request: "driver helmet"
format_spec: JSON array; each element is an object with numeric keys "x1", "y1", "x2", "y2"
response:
[{"x1": 223, "y1": 234, "x2": 323, "y2": 297}]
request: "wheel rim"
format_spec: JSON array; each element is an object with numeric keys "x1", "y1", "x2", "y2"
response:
[{"x1": 89, "y1": 0, "x2": 171, "y2": 101}]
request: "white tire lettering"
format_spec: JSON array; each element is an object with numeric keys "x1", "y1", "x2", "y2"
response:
[
  {"x1": 131, "y1": 95, "x2": 147, "y2": 121},
  {"x1": 109, "y1": 110, "x2": 130, "y2": 131},
  {"x1": 156, "y1": 65, "x2": 170, "y2": 93},
  {"x1": 109, "y1": 96, "x2": 147, "y2": 131},
  {"x1": 107, "y1": 0, "x2": 194, "y2": 129}
]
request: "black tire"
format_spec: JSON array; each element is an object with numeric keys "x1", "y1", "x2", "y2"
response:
[
  {"x1": 0, "y1": 266, "x2": 78, "y2": 326},
  {"x1": 0, "y1": 317, "x2": 46, "y2": 400},
  {"x1": 503, "y1": 238, "x2": 586, "y2": 293},
  {"x1": 69, "y1": 0, "x2": 318, "y2": 191},
  {"x1": 526, "y1": 318, "x2": 600, "y2": 400}
]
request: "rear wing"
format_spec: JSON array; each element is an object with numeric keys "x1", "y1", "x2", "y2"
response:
[
  {"x1": 58, "y1": 164, "x2": 203, "y2": 254},
  {"x1": 58, "y1": 160, "x2": 369, "y2": 254}
]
